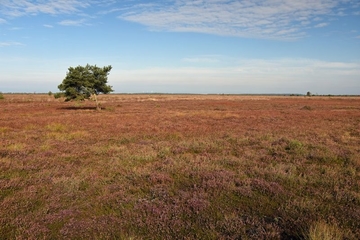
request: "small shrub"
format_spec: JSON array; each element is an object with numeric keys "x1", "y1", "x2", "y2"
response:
[
  {"x1": 285, "y1": 139, "x2": 303, "y2": 152},
  {"x1": 48, "y1": 91, "x2": 53, "y2": 96},
  {"x1": 0, "y1": 92, "x2": 4, "y2": 100}
]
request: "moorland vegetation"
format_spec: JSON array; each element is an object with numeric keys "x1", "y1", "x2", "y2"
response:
[{"x1": 0, "y1": 94, "x2": 359, "y2": 239}]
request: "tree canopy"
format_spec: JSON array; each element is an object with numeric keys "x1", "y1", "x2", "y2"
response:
[{"x1": 58, "y1": 64, "x2": 113, "y2": 109}]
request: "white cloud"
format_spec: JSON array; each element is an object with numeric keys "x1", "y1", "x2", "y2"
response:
[
  {"x1": 43, "y1": 24, "x2": 54, "y2": 28},
  {"x1": 314, "y1": 22, "x2": 328, "y2": 28},
  {"x1": 0, "y1": 0, "x2": 117, "y2": 18},
  {"x1": 0, "y1": 18, "x2": 7, "y2": 24},
  {"x1": 0, "y1": 0, "x2": 90, "y2": 17},
  {"x1": 58, "y1": 19, "x2": 87, "y2": 26},
  {"x1": 1, "y1": 1, "x2": 357, "y2": 40},
  {"x1": 0, "y1": 41, "x2": 24, "y2": 47},
  {"x1": 9, "y1": 27, "x2": 22, "y2": 30},
  {"x1": 117, "y1": 0, "x2": 357, "y2": 40}
]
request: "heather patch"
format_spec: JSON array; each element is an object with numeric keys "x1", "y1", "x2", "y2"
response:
[{"x1": 0, "y1": 94, "x2": 359, "y2": 239}]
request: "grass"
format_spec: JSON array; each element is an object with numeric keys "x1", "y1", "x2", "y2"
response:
[
  {"x1": 0, "y1": 94, "x2": 359, "y2": 239},
  {"x1": 306, "y1": 221, "x2": 343, "y2": 240}
]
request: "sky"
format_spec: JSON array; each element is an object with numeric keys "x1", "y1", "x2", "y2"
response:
[{"x1": 1, "y1": 0, "x2": 360, "y2": 94}]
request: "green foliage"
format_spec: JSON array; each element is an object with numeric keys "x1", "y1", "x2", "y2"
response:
[
  {"x1": 0, "y1": 92, "x2": 4, "y2": 100},
  {"x1": 58, "y1": 64, "x2": 113, "y2": 108},
  {"x1": 53, "y1": 92, "x2": 64, "y2": 99},
  {"x1": 48, "y1": 91, "x2": 53, "y2": 96}
]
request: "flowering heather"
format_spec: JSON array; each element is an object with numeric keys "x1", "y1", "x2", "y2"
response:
[{"x1": 0, "y1": 94, "x2": 359, "y2": 239}]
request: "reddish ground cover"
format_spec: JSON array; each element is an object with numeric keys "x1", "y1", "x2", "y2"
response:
[{"x1": 1, "y1": 94, "x2": 359, "y2": 239}]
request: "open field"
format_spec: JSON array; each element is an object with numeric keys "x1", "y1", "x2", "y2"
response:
[{"x1": 1, "y1": 94, "x2": 359, "y2": 239}]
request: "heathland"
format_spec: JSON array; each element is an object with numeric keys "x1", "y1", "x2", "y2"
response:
[{"x1": 0, "y1": 94, "x2": 359, "y2": 239}]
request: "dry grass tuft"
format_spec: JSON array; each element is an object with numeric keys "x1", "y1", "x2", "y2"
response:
[{"x1": 306, "y1": 221, "x2": 343, "y2": 240}]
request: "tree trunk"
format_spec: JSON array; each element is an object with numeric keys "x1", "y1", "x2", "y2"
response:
[{"x1": 93, "y1": 94, "x2": 101, "y2": 110}]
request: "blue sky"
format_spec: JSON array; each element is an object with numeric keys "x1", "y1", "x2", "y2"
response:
[{"x1": 1, "y1": 0, "x2": 359, "y2": 94}]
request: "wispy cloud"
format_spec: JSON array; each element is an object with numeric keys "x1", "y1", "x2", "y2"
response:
[
  {"x1": 58, "y1": 19, "x2": 87, "y2": 26},
  {"x1": 0, "y1": 41, "x2": 24, "y2": 47},
  {"x1": 2, "y1": 1, "x2": 357, "y2": 40},
  {"x1": 9, "y1": 27, "x2": 22, "y2": 30},
  {"x1": 43, "y1": 24, "x2": 54, "y2": 28},
  {"x1": 0, "y1": 0, "x2": 90, "y2": 17},
  {"x1": 118, "y1": 0, "x2": 359, "y2": 40},
  {"x1": 314, "y1": 22, "x2": 329, "y2": 28},
  {"x1": 116, "y1": 58, "x2": 360, "y2": 94},
  {"x1": 235, "y1": 58, "x2": 360, "y2": 75}
]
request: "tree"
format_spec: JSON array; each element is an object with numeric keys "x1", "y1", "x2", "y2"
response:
[{"x1": 58, "y1": 64, "x2": 113, "y2": 110}]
